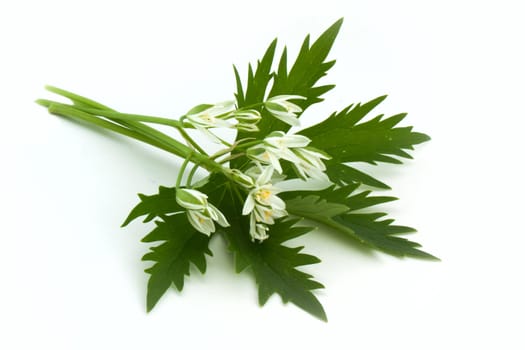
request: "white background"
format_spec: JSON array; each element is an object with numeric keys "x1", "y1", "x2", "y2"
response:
[{"x1": 1, "y1": 0, "x2": 524, "y2": 349}]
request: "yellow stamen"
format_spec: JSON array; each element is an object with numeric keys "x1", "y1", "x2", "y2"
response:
[{"x1": 257, "y1": 189, "x2": 271, "y2": 201}]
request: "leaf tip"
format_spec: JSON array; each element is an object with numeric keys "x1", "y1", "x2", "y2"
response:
[{"x1": 35, "y1": 99, "x2": 51, "y2": 108}]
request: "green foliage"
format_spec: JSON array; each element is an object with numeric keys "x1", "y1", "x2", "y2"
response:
[
  {"x1": 300, "y1": 96, "x2": 431, "y2": 165},
  {"x1": 234, "y1": 19, "x2": 343, "y2": 143},
  {"x1": 219, "y1": 187, "x2": 326, "y2": 320},
  {"x1": 282, "y1": 185, "x2": 437, "y2": 260},
  {"x1": 324, "y1": 163, "x2": 390, "y2": 189},
  {"x1": 142, "y1": 214, "x2": 212, "y2": 311},
  {"x1": 122, "y1": 186, "x2": 182, "y2": 226},
  {"x1": 41, "y1": 19, "x2": 434, "y2": 321},
  {"x1": 123, "y1": 180, "x2": 222, "y2": 311}
]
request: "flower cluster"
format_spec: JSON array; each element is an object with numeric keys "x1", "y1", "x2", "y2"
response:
[
  {"x1": 239, "y1": 165, "x2": 287, "y2": 241},
  {"x1": 184, "y1": 95, "x2": 306, "y2": 140},
  {"x1": 246, "y1": 131, "x2": 331, "y2": 180},
  {"x1": 176, "y1": 94, "x2": 330, "y2": 241},
  {"x1": 185, "y1": 101, "x2": 261, "y2": 140}
]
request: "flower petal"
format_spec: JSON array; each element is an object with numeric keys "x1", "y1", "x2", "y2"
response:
[
  {"x1": 187, "y1": 210, "x2": 215, "y2": 235},
  {"x1": 267, "y1": 110, "x2": 301, "y2": 126},
  {"x1": 267, "y1": 95, "x2": 307, "y2": 103},
  {"x1": 242, "y1": 194, "x2": 256, "y2": 215},
  {"x1": 208, "y1": 203, "x2": 230, "y2": 227}
]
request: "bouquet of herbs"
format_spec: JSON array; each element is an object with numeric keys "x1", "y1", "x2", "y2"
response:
[{"x1": 37, "y1": 19, "x2": 435, "y2": 321}]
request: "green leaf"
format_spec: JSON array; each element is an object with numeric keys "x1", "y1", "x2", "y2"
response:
[
  {"x1": 282, "y1": 185, "x2": 437, "y2": 260},
  {"x1": 238, "y1": 39, "x2": 278, "y2": 107},
  {"x1": 233, "y1": 39, "x2": 277, "y2": 111},
  {"x1": 123, "y1": 178, "x2": 228, "y2": 311},
  {"x1": 234, "y1": 18, "x2": 343, "y2": 141},
  {"x1": 142, "y1": 213, "x2": 212, "y2": 311},
  {"x1": 218, "y1": 186, "x2": 327, "y2": 321},
  {"x1": 122, "y1": 186, "x2": 182, "y2": 227},
  {"x1": 284, "y1": 195, "x2": 349, "y2": 219},
  {"x1": 325, "y1": 163, "x2": 390, "y2": 189},
  {"x1": 331, "y1": 213, "x2": 436, "y2": 259},
  {"x1": 300, "y1": 96, "x2": 431, "y2": 165}
]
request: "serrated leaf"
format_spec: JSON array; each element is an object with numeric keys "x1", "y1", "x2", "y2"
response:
[
  {"x1": 234, "y1": 18, "x2": 342, "y2": 143},
  {"x1": 300, "y1": 96, "x2": 431, "y2": 165},
  {"x1": 142, "y1": 214, "x2": 212, "y2": 311},
  {"x1": 331, "y1": 213, "x2": 436, "y2": 259},
  {"x1": 218, "y1": 187, "x2": 327, "y2": 321},
  {"x1": 122, "y1": 186, "x2": 182, "y2": 227},
  {"x1": 284, "y1": 195, "x2": 349, "y2": 219},
  {"x1": 124, "y1": 178, "x2": 228, "y2": 311},
  {"x1": 234, "y1": 39, "x2": 277, "y2": 109},
  {"x1": 282, "y1": 185, "x2": 437, "y2": 259},
  {"x1": 325, "y1": 163, "x2": 390, "y2": 189}
]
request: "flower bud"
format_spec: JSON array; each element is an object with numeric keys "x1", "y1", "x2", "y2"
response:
[
  {"x1": 264, "y1": 95, "x2": 306, "y2": 126},
  {"x1": 230, "y1": 169, "x2": 256, "y2": 188},
  {"x1": 176, "y1": 188, "x2": 208, "y2": 210}
]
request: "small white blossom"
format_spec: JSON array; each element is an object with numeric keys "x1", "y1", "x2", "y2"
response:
[
  {"x1": 246, "y1": 131, "x2": 312, "y2": 173},
  {"x1": 232, "y1": 109, "x2": 261, "y2": 132},
  {"x1": 245, "y1": 164, "x2": 287, "y2": 184},
  {"x1": 264, "y1": 131, "x2": 310, "y2": 148},
  {"x1": 230, "y1": 168, "x2": 256, "y2": 188},
  {"x1": 185, "y1": 101, "x2": 236, "y2": 129},
  {"x1": 241, "y1": 166, "x2": 285, "y2": 215},
  {"x1": 249, "y1": 216, "x2": 269, "y2": 242},
  {"x1": 292, "y1": 147, "x2": 331, "y2": 181},
  {"x1": 175, "y1": 188, "x2": 208, "y2": 210},
  {"x1": 176, "y1": 188, "x2": 229, "y2": 235},
  {"x1": 264, "y1": 95, "x2": 306, "y2": 126},
  {"x1": 187, "y1": 210, "x2": 216, "y2": 235},
  {"x1": 240, "y1": 165, "x2": 288, "y2": 242},
  {"x1": 233, "y1": 109, "x2": 261, "y2": 123},
  {"x1": 252, "y1": 204, "x2": 287, "y2": 225},
  {"x1": 246, "y1": 145, "x2": 284, "y2": 173}
]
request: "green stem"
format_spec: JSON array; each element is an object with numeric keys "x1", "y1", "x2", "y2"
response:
[
  {"x1": 73, "y1": 103, "x2": 209, "y2": 156},
  {"x1": 38, "y1": 100, "x2": 223, "y2": 173},
  {"x1": 44, "y1": 87, "x2": 185, "y2": 151},
  {"x1": 175, "y1": 126, "x2": 207, "y2": 155},
  {"x1": 46, "y1": 86, "x2": 209, "y2": 157},
  {"x1": 234, "y1": 140, "x2": 261, "y2": 150},
  {"x1": 46, "y1": 85, "x2": 113, "y2": 110},
  {"x1": 176, "y1": 152, "x2": 193, "y2": 188},
  {"x1": 40, "y1": 102, "x2": 178, "y2": 155},
  {"x1": 74, "y1": 105, "x2": 184, "y2": 128},
  {"x1": 218, "y1": 153, "x2": 244, "y2": 164},
  {"x1": 186, "y1": 163, "x2": 200, "y2": 187}
]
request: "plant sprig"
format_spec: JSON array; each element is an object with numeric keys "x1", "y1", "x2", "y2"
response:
[{"x1": 37, "y1": 18, "x2": 435, "y2": 321}]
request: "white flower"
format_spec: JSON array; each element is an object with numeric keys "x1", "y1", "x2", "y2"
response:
[
  {"x1": 264, "y1": 95, "x2": 306, "y2": 126},
  {"x1": 246, "y1": 145, "x2": 284, "y2": 173},
  {"x1": 246, "y1": 131, "x2": 312, "y2": 173},
  {"x1": 249, "y1": 216, "x2": 269, "y2": 242},
  {"x1": 229, "y1": 168, "x2": 255, "y2": 188},
  {"x1": 240, "y1": 165, "x2": 288, "y2": 242},
  {"x1": 187, "y1": 210, "x2": 216, "y2": 235},
  {"x1": 176, "y1": 188, "x2": 208, "y2": 210},
  {"x1": 244, "y1": 164, "x2": 287, "y2": 184},
  {"x1": 291, "y1": 147, "x2": 331, "y2": 181},
  {"x1": 231, "y1": 109, "x2": 261, "y2": 132},
  {"x1": 264, "y1": 131, "x2": 310, "y2": 153},
  {"x1": 252, "y1": 204, "x2": 287, "y2": 225},
  {"x1": 176, "y1": 188, "x2": 229, "y2": 235},
  {"x1": 185, "y1": 101, "x2": 236, "y2": 129},
  {"x1": 233, "y1": 109, "x2": 261, "y2": 123},
  {"x1": 241, "y1": 166, "x2": 285, "y2": 215}
]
